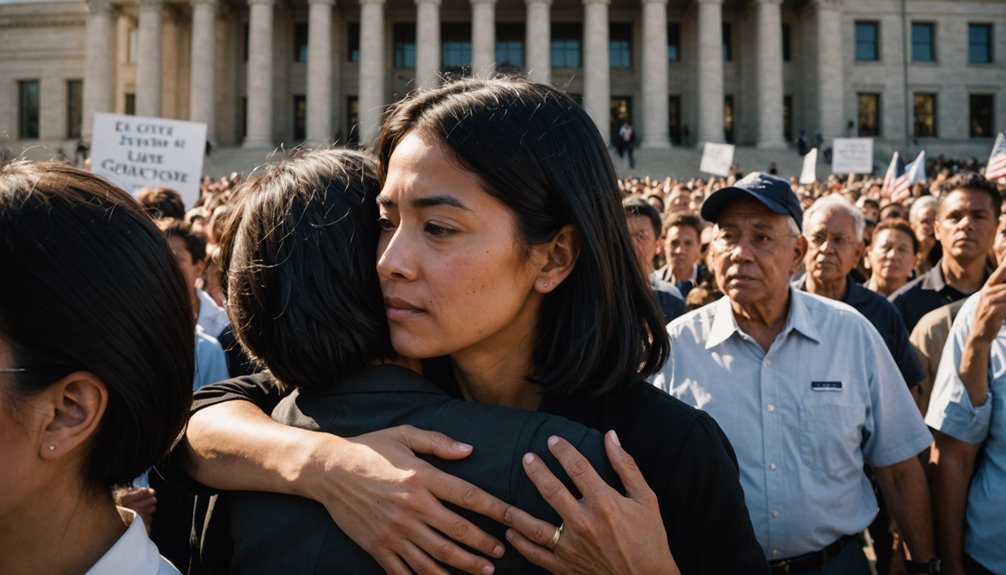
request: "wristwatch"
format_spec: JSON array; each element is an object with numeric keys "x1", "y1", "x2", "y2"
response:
[{"x1": 905, "y1": 558, "x2": 941, "y2": 574}]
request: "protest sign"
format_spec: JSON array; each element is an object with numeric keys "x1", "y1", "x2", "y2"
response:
[
  {"x1": 699, "y1": 142, "x2": 735, "y2": 177},
  {"x1": 831, "y1": 138, "x2": 874, "y2": 175},
  {"x1": 91, "y1": 113, "x2": 207, "y2": 208},
  {"x1": 799, "y1": 148, "x2": 818, "y2": 184}
]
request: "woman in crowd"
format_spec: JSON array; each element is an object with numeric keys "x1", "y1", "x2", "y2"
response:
[
  {"x1": 866, "y1": 219, "x2": 920, "y2": 296},
  {"x1": 0, "y1": 162, "x2": 193, "y2": 573},
  {"x1": 179, "y1": 78, "x2": 766, "y2": 574}
]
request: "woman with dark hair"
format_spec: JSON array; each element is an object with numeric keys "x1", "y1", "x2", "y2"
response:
[
  {"x1": 181, "y1": 79, "x2": 766, "y2": 574},
  {"x1": 0, "y1": 161, "x2": 193, "y2": 573}
]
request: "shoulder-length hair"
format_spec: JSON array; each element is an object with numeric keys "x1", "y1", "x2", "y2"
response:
[
  {"x1": 373, "y1": 78, "x2": 669, "y2": 398},
  {"x1": 0, "y1": 161, "x2": 193, "y2": 489},
  {"x1": 222, "y1": 149, "x2": 392, "y2": 388}
]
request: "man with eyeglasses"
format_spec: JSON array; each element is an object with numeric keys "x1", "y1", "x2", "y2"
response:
[{"x1": 653, "y1": 173, "x2": 939, "y2": 575}]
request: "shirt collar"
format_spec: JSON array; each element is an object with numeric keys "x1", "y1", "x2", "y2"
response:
[
  {"x1": 85, "y1": 508, "x2": 163, "y2": 575},
  {"x1": 920, "y1": 261, "x2": 949, "y2": 291},
  {"x1": 705, "y1": 288, "x2": 821, "y2": 350}
]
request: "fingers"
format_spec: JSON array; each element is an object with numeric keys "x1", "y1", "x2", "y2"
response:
[
  {"x1": 522, "y1": 448, "x2": 579, "y2": 517},
  {"x1": 505, "y1": 528, "x2": 561, "y2": 573},
  {"x1": 604, "y1": 430, "x2": 652, "y2": 501},
  {"x1": 397, "y1": 425, "x2": 474, "y2": 461},
  {"x1": 545, "y1": 435, "x2": 611, "y2": 501},
  {"x1": 423, "y1": 469, "x2": 507, "y2": 558},
  {"x1": 406, "y1": 525, "x2": 497, "y2": 575},
  {"x1": 987, "y1": 261, "x2": 1006, "y2": 287}
]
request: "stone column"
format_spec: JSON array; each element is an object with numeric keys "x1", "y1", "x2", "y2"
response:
[
  {"x1": 471, "y1": 0, "x2": 495, "y2": 75},
  {"x1": 813, "y1": 0, "x2": 843, "y2": 139},
  {"x1": 582, "y1": 0, "x2": 610, "y2": 144},
  {"x1": 359, "y1": 0, "x2": 386, "y2": 144},
  {"x1": 136, "y1": 0, "x2": 163, "y2": 117},
  {"x1": 755, "y1": 0, "x2": 785, "y2": 148},
  {"x1": 695, "y1": 0, "x2": 724, "y2": 145},
  {"x1": 83, "y1": 0, "x2": 115, "y2": 140},
  {"x1": 640, "y1": 0, "x2": 669, "y2": 148},
  {"x1": 307, "y1": 0, "x2": 335, "y2": 145},
  {"x1": 243, "y1": 0, "x2": 274, "y2": 148},
  {"x1": 524, "y1": 0, "x2": 551, "y2": 84},
  {"x1": 190, "y1": 0, "x2": 217, "y2": 142},
  {"x1": 415, "y1": 0, "x2": 441, "y2": 89}
]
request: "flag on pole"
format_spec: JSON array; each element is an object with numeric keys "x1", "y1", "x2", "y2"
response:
[
  {"x1": 904, "y1": 150, "x2": 927, "y2": 185},
  {"x1": 881, "y1": 152, "x2": 904, "y2": 196},
  {"x1": 986, "y1": 133, "x2": 1006, "y2": 181}
]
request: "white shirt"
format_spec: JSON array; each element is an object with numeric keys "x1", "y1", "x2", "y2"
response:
[
  {"x1": 196, "y1": 288, "x2": 229, "y2": 338},
  {"x1": 86, "y1": 507, "x2": 179, "y2": 575}
]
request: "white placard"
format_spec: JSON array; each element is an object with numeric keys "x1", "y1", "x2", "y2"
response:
[
  {"x1": 91, "y1": 113, "x2": 207, "y2": 209},
  {"x1": 799, "y1": 148, "x2": 818, "y2": 184},
  {"x1": 699, "y1": 142, "x2": 735, "y2": 177},
  {"x1": 831, "y1": 138, "x2": 874, "y2": 175}
]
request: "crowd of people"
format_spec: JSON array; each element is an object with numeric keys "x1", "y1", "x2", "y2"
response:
[{"x1": 1, "y1": 76, "x2": 1004, "y2": 575}]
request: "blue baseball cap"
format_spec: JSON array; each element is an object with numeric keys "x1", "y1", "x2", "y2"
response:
[{"x1": 700, "y1": 172, "x2": 804, "y2": 231}]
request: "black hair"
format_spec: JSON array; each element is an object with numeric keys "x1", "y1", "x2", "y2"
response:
[
  {"x1": 222, "y1": 149, "x2": 392, "y2": 388},
  {"x1": 622, "y1": 195, "x2": 662, "y2": 238},
  {"x1": 157, "y1": 217, "x2": 208, "y2": 264},
  {"x1": 873, "y1": 219, "x2": 920, "y2": 254},
  {"x1": 941, "y1": 171, "x2": 1002, "y2": 218},
  {"x1": 663, "y1": 211, "x2": 704, "y2": 238},
  {"x1": 136, "y1": 186, "x2": 186, "y2": 220},
  {"x1": 0, "y1": 161, "x2": 193, "y2": 489},
  {"x1": 374, "y1": 78, "x2": 669, "y2": 398}
]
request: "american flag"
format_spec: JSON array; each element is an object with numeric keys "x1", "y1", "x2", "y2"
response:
[
  {"x1": 881, "y1": 152, "x2": 913, "y2": 202},
  {"x1": 986, "y1": 133, "x2": 1006, "y2": 181}
]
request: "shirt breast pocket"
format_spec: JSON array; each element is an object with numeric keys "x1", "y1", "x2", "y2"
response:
[{"x1": 799, "y1": 403, "x2": 866, "y2": 474}]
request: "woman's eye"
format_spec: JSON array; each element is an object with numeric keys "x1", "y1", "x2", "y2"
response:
[
  {"x1": 377, "y1": 217, "x2": 396, "y2": 231},
  {"x1": 424, "y1": 222, "x2": 455, "y2": 236}
]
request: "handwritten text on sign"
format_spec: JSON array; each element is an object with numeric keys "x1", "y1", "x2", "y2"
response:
[{"x1": 91, "y1": 113, "x2": 206, "y2": 208}]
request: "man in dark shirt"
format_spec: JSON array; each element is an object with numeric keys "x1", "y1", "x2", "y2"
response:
[
  {"x1": 890, "y1": 172, "x2": 999, "y2": 332},
  {"x1": 623, "y1": 196, "x2": 686, "y2": 323}
]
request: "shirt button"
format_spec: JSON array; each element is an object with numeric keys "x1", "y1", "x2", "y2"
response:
[
  {"x1": 763, "y1": 359, "x2": 771, "y2": 367},
  {"x1": 770, "y1": 463, "x2": 777, "y2": 471},
  {"x1": 772, "y1": 510, "x2": 780, "y2": 517},
  {"x1": 766, "y1": 404, "x2": 776, "y2": 413}
]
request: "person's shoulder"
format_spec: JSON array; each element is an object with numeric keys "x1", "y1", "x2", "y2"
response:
[
  {"x1": 604, "y1": 379, "x2": 709, "y2": 433},
  {"x1": 666, "y1": 299, "x2": 719, "y2": 335},
  {"x1": 889, "y1": 273, "x2": 925, "y2": 302}
]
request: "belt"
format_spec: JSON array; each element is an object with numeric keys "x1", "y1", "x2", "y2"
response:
[{"x1": 768, "y1": 534, "x2": 859, "y2": 574}]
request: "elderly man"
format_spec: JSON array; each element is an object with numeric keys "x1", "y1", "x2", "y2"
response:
[
  {"x1": 891, "y1": 172, "x2": 999, "y2": 332},
  {"x1": 654, "y1": 173, "x2": 939, "y2": 575},
  {"x1": 924, "y1": 217, "x2": 1006, "y2": 575},
  {"x1": 797, "y1": 195, "x2": 924, "y2": 391}
]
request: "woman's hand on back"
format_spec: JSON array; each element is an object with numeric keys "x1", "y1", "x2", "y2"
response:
[
  {"x1": 307, "y1": 425, "x2": 510, "y2": 575},
  {"x1": 503, "y1": 431, "x2": 680, "y2": 575}
]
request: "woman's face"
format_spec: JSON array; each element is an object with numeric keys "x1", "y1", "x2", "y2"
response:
[{"x1": 376, "y1": 133, "x2": 546, "y2": 364}]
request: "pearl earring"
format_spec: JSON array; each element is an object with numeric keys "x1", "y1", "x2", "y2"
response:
[{"x1": 48, "y1": 444, "x2": 56, "y2": 452}]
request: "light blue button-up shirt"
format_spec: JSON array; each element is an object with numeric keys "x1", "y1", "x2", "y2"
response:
[
  {"x1": 654, "y1": 289, "x2": 931, "y2": 560},
  {"x1": 926, "y1": 294, "x2": 1006, "y2": 574}
]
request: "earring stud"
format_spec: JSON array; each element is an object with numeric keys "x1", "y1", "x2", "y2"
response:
[{"x1": 48, "y1": 444, "x2": 55, "y2": 452}]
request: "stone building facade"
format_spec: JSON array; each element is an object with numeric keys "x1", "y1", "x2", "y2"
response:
[{"x1": 1, "y1": 0, "x2": 1004, "y2": 159}]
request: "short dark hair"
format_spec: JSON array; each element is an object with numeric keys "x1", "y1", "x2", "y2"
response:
[
  {"x1": 622, "y1": 195, "x2": 662, "y2": 238},
  {"x1": 872, "y1": 219, "x2": 920, "y2": 254},
  {"x1": 0, "y1": 161, "x2": 193, "y2": 489},
  {"x1": 941, "y1": 171, "x2": 1001, "y2": 218},
  {"x1": 663, "y1": 211, "x2": 703, "y2": 238},
  {"x1": 222, "y1": 149, "x2": 393, "y2": 388},
  {"x1": 157, "y1": 217, "x2": 208, "y2": 264},
  {"x1": 136, "y1": 186, "x2": 186, "y2": 220},
  {"x1": 374, "y1": 78, "x2": 669, "y2": 398}
]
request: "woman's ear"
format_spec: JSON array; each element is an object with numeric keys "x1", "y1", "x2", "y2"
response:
[
  {"x1": 39, "y1": 372, "x2": 107, "y2": 460},
  {"x1": 535, "y1": 225, "x2": 581, "y2": 293}
]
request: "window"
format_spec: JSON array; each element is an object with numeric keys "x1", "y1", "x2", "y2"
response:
[
  {"x1": 911, "y1": 23, "x2": 935, "y2": 62},
  {"x1": 970, "y1": 94, "x2": 994, "y2": 137},
  {"x1": 783, "y1": 94, "x2": 793, "y2": 141},
  {"x1": 669, "y1": 95, "x2": 682, "y2": 144},
  {"x1": 913, "y1": 93, "x2": 937, "y2": 137},
  {"x1": 857, "y1": 93, "x2": 880, "y2": 137},
  {"x1": 667, "y1": 23, "x2": 680, "y2": 62},
  {"x1": 237, "y1": 96, "x2": 245, "y2": 140},
  {"x1": 67, "y1": 80, "x2": 83, "y2": 139},
  {"x1": 855, "y1": 21, "x2": 879, "y2": 61},
  {"x1": 441, "y1": 23, "x2": 471, "y2": 70},
  {"x1": 496, "y1": 23, "x2": 524, "y2": 69},
  {"x1": 293, "y1": 95, "x2": 306, "y2": 140},
  {"x1": 348, "y1": 23, "x2": 360, "y2": 63},
  {"x1": 782, "y1": 24, "x2": 791, "y2": 62},
  {"x1": 125, "y1": 93, "x2": 136, "y2": 116},
  {"x1": 294, "y1": 23, "x2": 308, "y2": 62},
  {"x1": 18, "y1": 80, "x2": 39, "y2": 139},
  {"x1": 346, "y1": 96, "x2": 359, "y2": 146},
  {"x1": 724, "y1": 95, "x2": 734, "y2": 143},
  {"x1": 609, "y1": 23, "x2": 632, "y2": 68},
  {"x1": 969, "y1": 24, "x2": 993, "y2": 63},
  {"x1": 551, "y1": 23, "x2": 581, "y2": 68},
  {"x1": 394, "y1": 23, "x2": 416, "y2": 68},
  {"x1": 722, "y1": 23, "x2": 732, "y2": 62}
]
